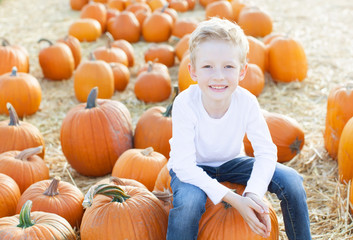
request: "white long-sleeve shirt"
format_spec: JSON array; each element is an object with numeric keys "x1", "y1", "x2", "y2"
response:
[{"x1": 167, "y1": 84, "x2": 277, "y2": 204}]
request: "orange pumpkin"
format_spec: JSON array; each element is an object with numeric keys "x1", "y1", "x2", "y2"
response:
[
  {"x1": 107, "y1": 0, "x2": 127, "y2": 11},
  {"x1": 237, "y1": 6, "x2": 273, "y2": 37},
  {"x1": 231, "y1": 0, "x2": 246, "y2": 21},
  {"x1": 16, "y1": 177, "x2": 84, "y2": 229},
  {"x1": 125, "y1": 2, "x2": 152, "y2": 14},
  {"x1": 110, "y1": 62, "x2": 130, "y2": 91},
  {"x1": 0, "y1": 173, "x2": 20, "y2": 218},
  {"x1": 0, "y1": 67, "x2": 42, "y2": 117},
  {"x1": 142, "y1": 7, "x2": 173, "y2": 42},
  {"x1": 81, "y1": 2, "x2": 107, "y2": 32},
  {"x1": 178, "y1": 54, "x2": 195, "y2": 92},
  {"x1": 70, "y1": 0, "x2": 89, "y2": 10},
  {"x1": 134, "y1": 104, "x2": 173, "y2": 159},
  {"x1": 146, "y1": 0, "x2": 167, "y2": 11},
  {"x1": 144, "y1": 44, "x2": 175, "y2": 67},
  {"x1": 0, "y1": 146, "x2": 49, "y2": 193},
  {"x1": 169, "y1": 0, "x2": 189, "y2": 12},
  {"x1": 60, "y1": 88, "x2": 133, "y2": 177},
  {"x1": 80, "y1": 184, "x2": 168, "y2": 240},
  {"x1": 0, "y1": 103, "x2": 45, "y2": 158},
  {"x1": 243, "y1": 110, "x2": 305, "y2": 163},
  {"x1": 135, "y1": 8, "x2": 151, "y2": 26},
  {"x1": 0, "y1": 200, "x2": 76, "y2": 240},
  {"x1": 137, "y1": 61, "x2": 169, "y2": 76},
  {"x1": 175, "y1": 33, "x2": 190, "y2": 61},
  {"x1": 205, "y1": 0, "x2": 233, "y2": 21},
  {"x1": 112, "y1": 147, "x2": 167, "y2": 191},
  {"x1": 171, "y1": 19, "x2": 198, "y2": 39},
  {"x1": 0, "y1": 38, "x2": 29, "y2": 75},
  {"x1": 154, "y1": 6, "x2": 178, "y2": 25},
  {"x1": 262, "y1": 32, "x2": 285, "y2": 45},
  {"x1": 38, "y1": 38, "x2": 75, "y2": 81},
  {"x1": 134, "y1": 62, "x2": 172, "y2": 102},
  {"x1": 338, "y1": 117, "x2": 353, "y2": 183},
  {"x1": 247, "y1": 36, "x2": 266, "y2": 72},
  {"x1": 267, "y1": 37, "x2": 307, "y2": 83},
  {"x1": 153, "y1": 164, "x2": 171, "y2": 193},
  {"x1": 74, "y1": 54, "x2": 114, "y2": 102},
  {"x1": 198, "y1": 182, "x2": 279, "y2": 240},
  {"x1": 111, "y1": 39, "x2": 135, "y2": 67},
  {"x1": 239, "y1": 63, "x2": 264, "y2": 97},
  {"x1": 69, "y1": 18, "x2": 102, "y2": 42},
  {"x1": 324, "y1": 82, "x2": 353, "y2": 160},
  {"x1": 107, "y1": 11, "x2": 141, "y2": 43},
  {"x1": 57, "y1": 35, "x2": 82, "y2": 69}
]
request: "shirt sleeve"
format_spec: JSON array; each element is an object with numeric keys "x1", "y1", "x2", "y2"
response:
[
  {"x1": 169, "y1": 97, "x2": 230, "y2": 205},
  {"x1": 243, "y1": 98, "x2": 277, "y2": 198}
]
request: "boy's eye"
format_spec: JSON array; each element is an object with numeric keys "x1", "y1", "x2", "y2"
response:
[
  {"x1": 202, "y1": 65, "x2": 211, "y2": 68},
  {"x1": 225, "y1": 65, "x2": 235, "y2": 69}
]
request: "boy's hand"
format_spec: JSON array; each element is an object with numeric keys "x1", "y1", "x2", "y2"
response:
[{"x1": 222, "y1": 191, "x2": 271, "y2": 238}]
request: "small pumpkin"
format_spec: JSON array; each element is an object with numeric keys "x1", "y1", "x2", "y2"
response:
[
  {"x1": 144, "y1": 44, "x2": 175, "y2": 67},
  {"x1": 60, "y1": 88, "x2": 133, "y2": 176},
  {"x1": 175, "y1": 33, "x2": 190, "y2": 61},
  {"x1": 57, "y1": 35, "x2": 82, "y2": 69},
  {"x1": 0, "y1": 38, "x2": 29, "y2": 75},
  {"x1": 125, "y1": 2, "x2": 152, "y2": 14},
  {"x1": 111, "y1": 39, "x2": 135, "y2": 67},
  {"x1": 112, "y1": 147, "x2": 167, "y2": 191},
  {"x1": 205, "y1": 1, "x2": 233, "y2": 21},
  {"x1": 74, "y1": 53, "x2": 114, "y2": 102},
  {"x1": 107, "y1": 0, "x2": 127, "y2": 11},
  {"x1": 247, "y1": 36, "x2": 266, "y2": 72},
  {"x1": 324, "y1": 82, "x2": 353, "y2": 160},
  {"x1": 231, "y1": 0, "x2": 246, "y2": 21},
  {"x1": 0, "y1": 67, "x2": 42, "y2": 117},
  {"x1": 178, "y1": 54, "x2": 196, "y2": 92},
  {"x1": 16, "y1": 177, "x2": 84, "y2": 229},
  {"x1": 0, "y1": 200, "x2": 76, "y2": 240},
  {"x1": 110, "y1": 62, "x2": 130, "y2": 91},
  {"x1": 0, "y1": 173, "x2": 20, "y2": 218},
  {"x1": 80, "y1": 184, "x2": 168, "y2": 240},
  {"x1": 38, "y1": 38, "x2": 75, "y2": 81},
  {"x1": 0, "y1": 146, "x2": 49, "y2": 193},
  {"x1": 107, "y1": 11, "x2": 141, "y2": 43},
  {"x1": 70, "y1": 0, "x2": 89, "y2": 10},
  {"x1": 142, "y1": 6, "x2": 173, "y2": 42},
  {"x1": 69, "y1": 18, "x2": 102, "y2": 42},
  {"x1": 243, "y1": 110, "x2": 305, "y2": 163},
  {"x1": 169, "y1": 0, "x2": 189, "y2": 12},
  {"x1": 171, "y1": 18, "x2": 198, "y2": 39},
  {"x1": 338, "y1": 117, "x2": 353, "y2": 183},
  {"x1": 146, "y1": 0, "x2": 168, "y2": 11},
  {"x1": 134, "y1": 61, "x2": 172, "y2": 102},
  {"x1": 80, "y1": 2, "x2": 107, "y2": 32},
  {"x1": 0, "y1": 103, "x2": 45, "y2": 158},
  {"x1": 237, "y1": 6, "x2": 273, "y2": 37},
  {"x1": 239, "y1": 63, "x2": 264, "y2": 97},
  {"x1": 154, "y1": 6, "x2": 178, "y2": 24}
]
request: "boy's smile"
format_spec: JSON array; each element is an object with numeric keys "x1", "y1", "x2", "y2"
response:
[{"x1": 188, "y1": 39, "x2": 247, "y2": 118}]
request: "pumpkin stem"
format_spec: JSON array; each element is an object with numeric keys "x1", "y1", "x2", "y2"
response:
[
  {"x1": 105, "y1": 32, "x2": 114, "y2": 49},
  {"x1": 147, "y1": 61, "x2": 153, "y2": 72},
  {"x1": 15, "y1": 146, "x2": 43, "y2": 161},
  {"x1": 7, "y1": 103, "x2": 20, "y2": 126},
  {"x1": 161, "y1": 3, "x2": 169, "y2": 12},
  {"x1": 37, "y1": 38, "x2": 54, "y2": 46},
  {"x1": 10, "y1": 66, "x2": 18, "y2": 76},
  {"x1": 43, "y1": 176, "x2": 61, "y2": 196},
  {"x1": 0, "y1": 38, "x2": 10, "y2": 46},
  {"x1": 289, "y1": 137, "x2": 303, "y2": 154},
  {"x1": 83, "y1": 184, "x2": 131, "y2": 208},
  {"x1": 141, "y1": 147, "x2": 154, "y2": 156},
  {"x1": 17, "y1": 200, "x2": 35, "y2": 228},
  {"x1": 86, "y1": 87, "x2": 98, "y2": 109},
  {"x1": 163, "y1": 85, "x2": 179, "y2": 117},
  {"x1": 89, "y1": 52, "x2": 96, "y2": 61}
]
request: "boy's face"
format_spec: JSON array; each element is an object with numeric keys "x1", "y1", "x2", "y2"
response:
[{"x1": 188, "y1": 39, "x2": 247, "y2": 104}]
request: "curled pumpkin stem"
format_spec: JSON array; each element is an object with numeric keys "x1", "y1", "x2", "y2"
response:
[
  {"x1": 86, "y1": 87, "x2": 98, "y2": 109},
  {"x1": 15, "y1": 146, "x2": 43, "y2": 161},
  {"x1": 17, "y1": 200, "x2": 35, "y2": 228},
  {"x1": 7, "y1": 102, "x2": 20, "y2": 126}
]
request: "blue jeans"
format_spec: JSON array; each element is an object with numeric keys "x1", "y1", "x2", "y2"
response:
[{"x1": 166, "y1": 156, "x2": 311, "y2": 240}]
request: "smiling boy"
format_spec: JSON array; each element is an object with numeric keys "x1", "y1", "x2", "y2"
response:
[{"x1": 166, "y1": 18, "x2": 311, "y2": 240}]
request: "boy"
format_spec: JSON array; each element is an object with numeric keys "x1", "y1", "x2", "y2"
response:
[{"x1": 166, "y1": 18, "x2": 311, "y2": 240}]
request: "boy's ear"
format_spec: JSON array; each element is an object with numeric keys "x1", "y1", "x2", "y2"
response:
[
  {"x1": 239, "y1": 63, "x2": 248, "y2": 81},
  {"x1": 188, "y1": 63, "x2": 197, "y2": 82}
]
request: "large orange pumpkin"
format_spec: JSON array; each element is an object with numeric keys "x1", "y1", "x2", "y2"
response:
[
  {"x1": 337, "y1": 117, "x2": 353, "y2": 183},
  {"x1": 0, "y1": 38, "x2": 29, "y2": 75},
  {"x1": 198, "y1": 182, "x2": 279, "y2": 240},
  {"x1": 237, "y1": 6, "x2": 273, "y2": 37},
  {"x1": 324, "y1": 82, "x2": 353, "y2": 160},
  {"x1": 60, "y1": 88, "x2": 133, "y2": 177},
  {"x1": 247, "y1": 36, "x2": 266, "y2": 73},
  {"x1": 0, "y1": 173, "x2": 20, "y2": 218},
  {"x1": 0, "y1": 103, "x2": 45, "y2": 158},
  {"x1": 112, "y1": 147, "x2": 167, "y2": 191},
  {"x1": 80, "y1": 2, "x2": 107, "y2": 32},
  {"x1": 175, "y1": 33, "x2": 190, "y2": 61},
  {"x1": 16, "y1": 177, "x2": 84, "y2": 229},
  {"x1": 107, "y1": 11, "x2": 141, "y2": 43},
  {"x1": 0, "y1": 67, "x2": 42, "y2": 117},
  {"x1": 0, "y1": 200, "x2": 76, "y2": 240},
  {"x1": 38, "y1": 38, "x2": 75, "y2": 81},
  {"x1": 243, "y1": 110, "x2": 305, "y2": 163},
  {"x1": 178, "y1": 54, "x2": 195, "y2": 92},
  {"x1": 80, "y1": 184, "x2": 168, "y2": 240},
  {"x1": 144, "y1": 44, "x2": 175, "y2": 67},
  {"x1": 267, "y1": 37, "x2": 307, "y2": 83},
  {"x1": 0, "y1": 146, "x2": 49, "y2": 193},
  {"x1": 142, "y1": 7, "x2": 173, "y2": 42}
]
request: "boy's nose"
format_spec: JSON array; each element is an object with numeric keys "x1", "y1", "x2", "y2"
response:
[{"x1": 212, "y1": 69, "x2": 224, "y2": 80}]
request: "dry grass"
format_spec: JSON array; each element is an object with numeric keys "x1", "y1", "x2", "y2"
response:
[{"x1": 1, "y1": 0, "x2": 353, "y2": 239}]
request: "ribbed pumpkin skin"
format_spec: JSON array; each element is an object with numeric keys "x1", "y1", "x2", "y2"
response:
[
  {"x1": 0, "y1": 39, "x2": 29, "y2": 75},
  {"x1": 16, "y1": 179, "x2": 84, "y2": 229},
  {"x1": 244, "y1": 111, "x2": 305, "y2": 163},
  {"x1": 80, "y1": 186, "x2": 168, "y2": 240},
  {"x1": 60, "y1": 99, "x2": 133, "y2": 176},
  {"x1": 134, "y1": 106, "x2": 172, "y2": 159},
  {"x1": 0, "y1": 70, "x2": 42, "y2": 117},
  {"x1": 337, "y1": 117, "x2": 353, "y2": 183},
  {"x1": 112, "y1": 148, "x2": 167, "y2": 191},
  {"x1": 324, "y1": 83, "x2": 353, "y2": 160},
  {"x1": 0, "y1": 173, "x2": 21, "y2": 218},
  {"x1": 198, "y1": 182, "x2": 279, "y2": 240},
  {"x1": 0, "y1": 211, "x2": 76, "y2": 240}
]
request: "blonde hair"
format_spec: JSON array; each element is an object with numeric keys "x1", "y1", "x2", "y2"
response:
[{"x1": 189, "y1": 18, "x2": 249, "y2": 67}]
